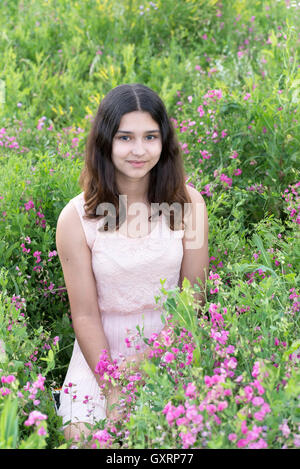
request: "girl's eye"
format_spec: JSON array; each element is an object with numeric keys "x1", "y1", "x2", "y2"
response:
[{"x1": 117, "y1": 134, "x2": 158, "y2": 141}]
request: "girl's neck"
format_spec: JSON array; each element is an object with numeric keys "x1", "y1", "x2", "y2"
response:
[{"x1": 116, "y1": 176, "x2": 149, "y2": 205}]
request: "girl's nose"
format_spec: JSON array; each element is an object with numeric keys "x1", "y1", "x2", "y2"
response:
[{"x1": 132, "y1": 139, "x2": 145, "y2": 156}]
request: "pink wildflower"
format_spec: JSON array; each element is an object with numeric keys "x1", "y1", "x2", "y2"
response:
[
  {"x1": 206, "y1": 404, "x2": 217, "y2": 415},
  {"x1": 164, "y1": 352, "x2": 175, "y2": 363},
  {"x1": 252, "y1": 396, "x2": 264, "y2": 406},
  {"x1": 24, "y1": 410, "x2": 47, "y2": 427},
  {"x1": 185, "y1": 382, "x2": 197, "y2": 398},
  {"x1": 1, "y1": 375, "x2": 16, "y2": 384},
  {"x1": 37, "y1": 426, "x2": 47, "y2": 436},
  {"x1": 217, "y1": 401, "x2": 228, "y2": 412},
  {"x1": 176, "y1": 416, "x2": 189, "y2": 426},
  {"x1": 252, "y1": 379, "x2": 265, "y2": 395},
  {"x1": 197, "y1": 105, "x2": 205, "y2": 117},
  {"x1": 219, "y1": 173, "x2": 232, "y2": 187},
  {"x1": 279, "y1": 420, "x2": 290, "y2": 438},
  {"x1": 125, "y1": 337, "x2": 131, "y2": 348},
  {"x1": 248, "y1": 438, "x2": 268, "y2": 449},
  {"x1": 233, "y1": 168, "x2": 242, "y2": 176},
  {"x1": 24, "y1": 200, "x2": 35, "y2": 211},
  {"x1": 93, "y1": 429, "x2": 112, "y2": 448},
  {"x1": 179, "y1": 431, "x2": 196, "y2": 449},
  {"x1": 241, "y1": 420, "x2": 248, "y2": 434},
  {"x1": 210, "y1": 328, "x2": 229, "y2": 345},
  {"x1": 252, "y1": 361, "x2": 260, "y2": 378},
  {"x1": 237, "y1": 438, "x2": 248, "y2": 448},
  {"x1": 53, "y1": 336, "x2": 59, "y2": 346},
  {"x1": 161, "y1": 329, "x2": 173, "y2": 347}
]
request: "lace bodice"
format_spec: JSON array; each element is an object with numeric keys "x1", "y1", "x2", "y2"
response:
[{"x1": 69, "y1": 192, "x2": 184, "y2": 316}]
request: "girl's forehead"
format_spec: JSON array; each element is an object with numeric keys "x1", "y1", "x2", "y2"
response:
[{"x1": 118, "y1": 111, "x2": 160, "y2": 130}]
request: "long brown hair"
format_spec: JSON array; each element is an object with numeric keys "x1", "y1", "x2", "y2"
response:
[{"x1": 79, "y1": 83, "x2": 192, "y2": 231}]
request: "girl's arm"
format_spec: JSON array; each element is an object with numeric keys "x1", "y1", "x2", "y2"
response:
[
  {"x1": 56, "y1": 202, "x2": 112, "y2": 392},
  {"x1": 179, "y1": 185, "x2": 209, "y2": 311}
]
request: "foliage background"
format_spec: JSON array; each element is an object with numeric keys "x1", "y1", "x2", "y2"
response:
[{"x1": 0, "y1": 0, "x2": 299, "y2": 449}]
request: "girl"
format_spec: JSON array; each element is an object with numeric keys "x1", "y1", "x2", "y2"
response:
[{"x1": 55, "y1": 83, "x2": 209, "y2": 444}]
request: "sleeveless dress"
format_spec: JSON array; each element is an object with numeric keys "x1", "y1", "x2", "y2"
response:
[{"x1": 57, "y1": 191, "x2": 184, "y2": 427}]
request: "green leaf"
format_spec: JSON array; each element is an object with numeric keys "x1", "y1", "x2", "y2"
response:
[
  {"x1": 207, "y1": 434, "x2": 224, "y2": 449},
  {"x1": 252, "y1": 234, "x2": 273, "y2": 269},
  {"x1": 141, "y1": 361, "x2": 157, "y2": 378},
  {"x1": 0, "y1": 396, "x2": 19, "y2": 449},
  {"x1": 268, "y1": 30, "x2": 277, "y2": 47},
  {"x1": 192, "y1": 348, "x2": 201, "y2": 366}
]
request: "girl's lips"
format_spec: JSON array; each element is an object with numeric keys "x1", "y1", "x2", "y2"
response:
[{"x1": 127, "y1": 161, "x2": 146, "y2": 167}]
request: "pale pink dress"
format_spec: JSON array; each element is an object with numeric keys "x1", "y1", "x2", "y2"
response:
[{"x1": 57, "y1": 191, "x2": 184, "y2": 426}]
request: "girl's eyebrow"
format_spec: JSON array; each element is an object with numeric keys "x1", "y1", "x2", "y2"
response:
[{"x1": 115, "y1": 129, "x2": 161, "y2": 134}]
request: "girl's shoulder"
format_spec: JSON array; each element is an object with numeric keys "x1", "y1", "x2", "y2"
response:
[
  {"x1": 57, "y1": 192, "x2": 83, "y2": 223},
  {"x1": 57, "y1": 192, "x2": 97, "y2": 251},
  {"x1": 185, "y1": 184, "x2": 206, "y2": 205}
]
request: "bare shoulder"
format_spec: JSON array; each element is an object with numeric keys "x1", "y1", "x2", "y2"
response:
[
  {"x1": 56, "y1": 201, "x2": 86, "y2": 252},
  {"x1": 183, "y1": 184, "x2": 209, "y2": 239},
  {"x1": 57, "y1": 200, "x2": 78, "y2": 226},
  {"x1": 185, "y1": 184, "x2": 206, "y2": 204}
]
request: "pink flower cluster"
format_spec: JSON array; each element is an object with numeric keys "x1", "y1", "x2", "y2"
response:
[
  {"x1": 246, "y1": 183, "x2": 266, "y2": 193},
  {"x1": 162, "y1": 399, "x2": 204, "y2": 449},
  {"x1": 24, "y1": 200, "x2": 35, "y2": 211},
  {"x1": 288, "y1": 288, "x2": 300, "y2": 315},
  {"x1": 23, "y1": 374, "x2": 46, "y2": 406},
  {"x1": 199, "y1": 149, "x2": 212, "y2": 163},
  {"x1": 0, "y1": 374, "x2": 16, "y2": 396},
  {"x1": 207, "y1": 303, "x2": 229, "y2": 346},
  {"x1": 1, "y1": 374, "x2": 16, "y2": 384},
  {"x1": 63, "y1": 382, "x2": 77, "y2": 401},
  {"x1": 200, "y1": 183, "x2": 213, "y2": 197},
  {"x1": 1, "y1": 370, "x2": 48, "y2": 438},
  {"x1": 55, "y1": 125, "x2": 84, "y2": 160},
  {"x1": 92, "y1": 429, "x2": 113, "y2": 449},
  {"x1": 165, "y1": 307, "x2": 272, "y2": 449},
  {"x1": 203, "y1": 89, "x2": 223, "y2": 103},
  {"x1": 24, "y1": 410, "x2": 47, "y2": 436},
  {"x1": 282, "y1": 182, "x2": 300, "y2": 225},
  {"x1": 11, "y1": 294, "x2": 26, "y2": 311},
  {"x1": 95, "y1": 349, "x2": 121, "y2": 383},
  {"x1": 235, "y1": 423, "x2": 267, "y2": 449},
  {"x1": 0, "y1": 127, "x2": 27, "y2": 153},
  {"x1": 219, "y1": 173, "x2": 233, "y2": 188},
  {"x1": 23, "y1": 200, "x2": 46, "y2": 229},
  {"x1": 37, "y1": 116, "x2": 47, "y2": 130},
  {"x1": 24, "y1": 410, "x2": 47, "y2": 426},
  {"x1": 208, "y1": 272, "x2": 222, "y2": 294}
]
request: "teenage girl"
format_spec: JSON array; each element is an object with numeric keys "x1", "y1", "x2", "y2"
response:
[{"x1": 55, "y1": 83, "x2": 209, "y2": 443}]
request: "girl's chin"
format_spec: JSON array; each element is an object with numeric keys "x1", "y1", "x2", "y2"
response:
[{"x1": 115, "y1": 169, "x2": 150, "y2": 181}]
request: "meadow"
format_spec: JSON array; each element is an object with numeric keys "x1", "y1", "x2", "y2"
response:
[{"x1": 0, "y1": 0, "x2": 299, "y2": 449}]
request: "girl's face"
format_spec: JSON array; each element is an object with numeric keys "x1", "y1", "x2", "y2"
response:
[{"x1": 111, "y1": 111, "x2": 162, "y2": 186}]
